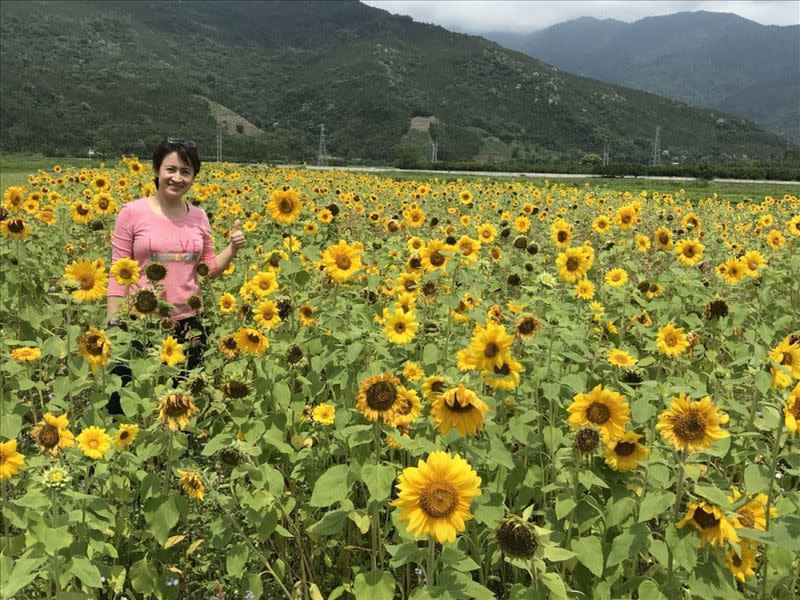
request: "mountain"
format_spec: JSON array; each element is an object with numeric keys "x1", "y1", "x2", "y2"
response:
[
  {"x1": 0, "y1": 1, "x2": 794, "y2": 164},
  {"x1": 482, "y1": 11, "x2": 800, "y2": 142}
]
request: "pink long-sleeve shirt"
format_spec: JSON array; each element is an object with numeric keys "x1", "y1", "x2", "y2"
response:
[{"x1": 107, "y1": 197, "x2": 219, "y2": 320}]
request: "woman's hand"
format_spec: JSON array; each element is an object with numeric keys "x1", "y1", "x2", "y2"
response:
[{"x1": 228, "y1": 219, "x2": 246, "y2": 255}]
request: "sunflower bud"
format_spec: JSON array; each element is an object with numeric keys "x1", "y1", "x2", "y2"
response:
[
  {"x1": 144, "y1": 262, "x2": 167, "y2": 282},
  {"x1": 572, "y1": 427, "x2": 601, "y2": 455},
  {"x1": 495, "y1": 515, "x2": 538, "y2": 559}
]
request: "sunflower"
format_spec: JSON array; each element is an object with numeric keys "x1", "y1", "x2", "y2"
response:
[
  {"x1": 788, "y1": 215, "x2": 800, "y2": 237},
  {"x1": 742, "y1": 250, "x2": 766, "y2": 275},
  {"x1": 110, "y1": 258, "x2": 140, "y2": 286},
  {"x1": 299, "y1": 304, "x2": 316, "y2": 326},
  {"x1": 482, "y1": 356, "x2": 524, "y2": 391},
  {"x1": 464, "y1": 322, "x2": 514, "y2": 371},
  {"x1": 765, "y1": 229, "x2": 785, "y2": 249},
  {"x1": 0, "y1": 217, "x2": 31, "y2": 240},
  {"x1": 555, "y1": 246, "x2": 591, "y2": 283},
  {"x1": 615, "y1": 204, "x2": 638, "y2": 230},
  {"x1": 550, "y1": 219, "x2": 573, "y2": 248},
  {"x1": 421, "y1": 239, "x2": 451, "y2": 272},
  {"x1": 321, "y1": 240, "x2": 362, "y2": 283},
  {"x1": 389, "y1": 387, "x2": 423, "y2": 427},
  {"x1": 516, "y1": 314, "x2": 541, "y2": 339},
  {"x1": 784, "y1": 382, "x2": 800, "y2": 435},
  {"x1": 455, "y1": 235, "x2": 481, "y2": 263},
  {"x1": 63, "y1": 259, "x2": 107, "y2": 302},
  {"x1": 78, "y1": 326, "x2": 110, "y2": 370},
  {"x1": 717, "y1": 257, "x2": 747, "y2": 285},
  {"x1": 656, "y1": 393, "x2": 729, "y2": 453},
  {"x1": 0, "y1": 439, "x2": 25, "y2": 480},
  {"x1": 608, "y1": 349, "x2": 637, "y2": 368},
  {"x1": 567, "y1": 385, "x2": 630, "y2": 443},
  {"x1": 476, "y1": 223, "x2": 496, "y2": 243},
  {"x1": 11, "y1": 346, "x2": 41, "y2": 362},
  {"x1": 391, "y1": 451, "x2": 482, "y2": 543},
  {"x1": 31, "y1": 412, "x2": 75, "y2": 455},
  {"x1": 254, "y1": 299, "x2": 281, "y2": 329},
  {"x1": 729, "y1": 490, "x2": 775, "y2": 533},
  {"x1": 656, "y1": 323, "x2": 689, "y2": 357},
  {"x1": 384, "y1": 308, "x2": 418, "y2": 345},
  {"x1": 36, "y1": 208, "x2": 57, "y2": 225},
  {"x1": 677, "y1": 501, "x2": 739, "y2": 548},
  {"x1": 3, "y1": 186, "x2": 26, "y2": 211},
  {"x1": 403, "y1": 361, "x2": 424, "y2": 382},
  {"x1": 219, "y1": 334, "x2": 239, "y2": 359},
  {"x1": 431, "y1": 384, "x2": 490, "y2": 437},
  {"x1": 131, "y1": 289, "x2": 159, "y2": 317},
  {"x1": 317, "y1": 208, "x2": 333, "y2": 224},
  {"x1": 404, "y1": 206, "x2": 426, "y2": 227},
  {"x1": 114, "y1": 424, "x2": 139, "y2": 448},
  {"x1": 726, "y1": 542, "x2": 758, "y2": 582},
  {"x1": 76, "y1": 426, "x2": 111, "y2": 460},
  {"x1": 422, "y1": 375, "x2": 450, "y2": 403},
  {"x1": 248, "y1": 271, "x2": 278, "y2": 297},
  {"x1": 674, "y1": 238, "x2": 704, "y2": 266},
  {"x1": 356, "y1": 373, "x2": 403, "y2": 422},
  {"x1": 266, "y1": 188, "x2": 303, "y2": 224},
  {"x1": 92, "y1": 192, "x2": 116, "y2": 215},
  {"x1": 635, "y1": 234, "x2": 651, "y2": 252},
  {"x1": 234, "y1": 328, "x2": 269, "y2": 356},
  {"x1": 160, "y1": 336, "x2": 186, "y2": 366},
  {"x1": 459, "y1": 190, "x2": 473, "y2": 204},
  {"x1": 653, "y1": 226, "x2": 673, "y2": 250},
  {"x1": 769, "y1": 336, "x2": 800, "y2": 381},
  {"x1": 574, "y1": 279, "x2": 595, "y2": 300},
  {"x1": 312, "y1": 403, "x2": 336, "y2": 426},
  {"x1": 605, "y1": 268, "x2": 628, "y2": 287},
  {"x1": 604, "y1": 431, "x2": 650, "y2": 471},
  {"x1": 218, "y1": 292, "x2": 237, "y2": 314},
  {"x1": 178, "y1": 469, "x2": 205, "y2": 501},
  {"x1": 592, "y1": 215, "x2": 611, "y2": 235},
  {"x1": 157, "y1": 393, "x2": 199, "y2": 431},
  {"x1": 70, "y1": 200, "x2": 93, "y2": 224}
]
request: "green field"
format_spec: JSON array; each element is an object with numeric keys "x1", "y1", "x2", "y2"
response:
[{"x1": 0, "y1": 154, "x2": 117, "y2": 190}]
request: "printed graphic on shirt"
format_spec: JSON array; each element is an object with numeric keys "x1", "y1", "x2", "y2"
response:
[{"x1": 150, "y1": 252, "x2": 198, "y2": 263}]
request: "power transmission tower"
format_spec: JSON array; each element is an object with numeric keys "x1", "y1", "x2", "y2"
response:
[
  {"x1": 317, "y1": 124, "x2": 328, "y2": 165},
  {"x1": 431, "y1": 140, "x2": 438, "y2": 163},
  {"x1": 651, "y1": 126, "x2": 661, "y2": 166},
  {"x1": 602, "y1": 144, "x2": 610, "y2": 166},
  {"x1": 216, "y1": 124, "x2": 223, "y2": 163}
]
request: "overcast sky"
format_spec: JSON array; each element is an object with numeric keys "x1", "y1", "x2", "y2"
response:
[{"x1": 361, "y1": 1, "x2": 800, "y2": 32}]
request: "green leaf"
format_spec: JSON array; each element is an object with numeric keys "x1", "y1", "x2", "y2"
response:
[
  {"x1": 308, "y1": 509, "x2": 349, "y2": 536},
  {"x1": 107, "y1": 565, "x2": 126, "y2": 593},
  {"x1": 387, "y1": 542, "x2": 426, "y2": 568},
  {"x1": 0, "y1": 548, "x2": 47, "y2": 598},
  {"x1": 638, "y1": 580, "x2": 666, "y2": 600},
  {"x1": 638, "y1": 491, "x2": 675, "y2": 522},
  {"x1": 272, "y1": 381, "x2": 291, "y2": 407},
  {"x1": 226, "y1": 543, "x2": 249, "y2": 579},
  {"x1": 0, "y1": 413, "x2": 22, "y2": 438},
  {"x1": 143, "y1": 494, "x2": 181, "y2": 545},
  {"x1": 577, "y1": 469, "x2": 609, "y2": 490},
  {"x1": 540, "y1": 572, "x2": 569, "y2": 600},
  {"x1": 309, "y1": 464, "x2": 349, "y2": 507},
  {"x1": 607, "y1": 523, "x2": 649, "y2": 567},
  {"x1": 353, "y1": 570, "x2": 395, "y2": 600},
  {"x1": 489, "y1": 436, "x2": 515, "y2": 470},
  {"x1": 440, "y1": 545, "x2": 479, "y2": 572},
  {"x1": 201, "y1": 433, "x2": 234, "y2": 456},
  {"x1": 555, "y1": 497, "x2": 576, "y2": 520},
  {"x1": 542, "y1": 545, "x2": 576, "y2": 562},
  {"x1": 571, "y1": 535, "x2": 604, "y2": 577},
  {"x1": 694, "y1": 484, "x2": 730, "y2": 508},
  {"x1": 347, "y1": 341, "x2": 364, "y2": 362},
  {"x1": 68, "y1": 556, "x2": 103, "y2": 588},
  {"x1": 422, "y1": 343, "x2": 442, "y2": 366},
  {"x1": 130, "y1": 558, "x2": 157, "y2": 594},
  {"x1": 754, "y1": 370, "x2": 772, "y2": 395},
  {"x1": 361, "y1": 463, "x2": 396, "y2": 502},
  {"x1": 32, "y1": 522, "x2": 73, "y2": 556},
  {"x1": 744, "y1": 464, "x2": 769, "y2": 494}
]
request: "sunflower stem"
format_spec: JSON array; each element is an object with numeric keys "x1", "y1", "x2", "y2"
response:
[
  {"x1": 426, "y1": 537, "x2": 437, "y2": 590},
  {"x1": 667, "y1": 452, "x2": 686, "y2": 591},
  {"x1": 371, "y1": 419, "x2": 383, "y2": 570},
  {"x1": 759, "y1": 403, "x2": 784, "y2": 600}
]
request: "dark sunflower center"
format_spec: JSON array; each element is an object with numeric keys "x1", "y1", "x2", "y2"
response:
[
  {"x1": 419, "y1": 482, "x2": 458, "y2": 518},
  {"x1": 119, "y1": 430, "x2": 130, "y2": 441},
  {"x1": 586, "y1": 402, "x2": 611, "y2": 425},
  {"x1": 119, "y1": 268, "x2": 132, "y2": 279},
  {"x1": 614, "y1": 441, "x2": 637, "y2": 457},
  {"x1": 659, "y1": 233, "x2": 669, "y2": 244},
  {"x1": 494, "y1": 363, "x2": 511, "y2": 375},
  {"x1": 38, "y1": 424, "x2": 60, "y2": 448},
  {"x1": 566, "y1": 256, "x2": 579, "y2": 271},
  {"x1": 85, "y1": 335, "x2": 104, "y2": 355},
  {"x1": 573, "y1": 428, "x2": 600, "y2": 453},
  {"x1": 484, "y1": 342, "x2": 500, "y2": 358},
  {"x1": 557, "y1": 231, "x2": 568, "y2": 242},
  {"x1": 98, "y1": 199, "x2": 109, "y2": 209},
  {"x1": 394, "y1": 322, "x2": 406, "y2": 333},
  {"x1": 737, "y1": 509, "x2": 754, "y2": 528},
  {"x1": 279, "y1": 198, "x2": 294, "y2": 213},
  {"x1": 675, "y1": 413, "x2": 706, "y2": 440},
  {"x1": 731, "y1": 554, "x2": 743, "y2": 567},
  {"x1": 78, "y1": 274, "x2": 95, "y2": 290},
  {"x1": 431, "y1": 380, "x2": 446, "y2": 394},
  {"x1": 223, "y1": 337, "x2": 238, "y2": 350},
  {"x1": 366, "y1": 381, "x2": 397, "y2": 411},
  {"x1": 790, "y1": 401, "x2": 800, "y2": 420},
  {"x1": 409, "y1": 257, "x2": 422, "y2": 269},
  {"x1": 430, "y1": 252, "x2": 445, "y2": 267},
  {"x1": 665, "y1": 333, "x2": 678, "y2": 346},
  {"x1": 78, "y1": 205, "x2": 89, "y2": 215},
  {"x1": 781, "y1": 352, "x2": 793, "y2": 367},
  {"x1": 692, "y1": 507, "x2": 719, "y2": 529},
  {"x1": 164, "y1": 395, "x2": 192, "y2": 417},
  {"x1": 247, "y1": 332, "x2": 260, "y2": 344},
  {"x1": 684, "y1": 247, "x2": 695, "y2": 258},
  {"x1": 518, "y1": 319, "x2": 535, "y2": 335},
  {"x1": 135, "y1": 291, "x2": 158, "y2": 313},
  {"x1": 8, "y1": 219, "x2": 25, "y2": 233}
]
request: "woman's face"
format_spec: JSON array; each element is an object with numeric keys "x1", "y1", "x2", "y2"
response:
[{"x1": 155, "y1": 152, "x2": 195, "y2": 201}]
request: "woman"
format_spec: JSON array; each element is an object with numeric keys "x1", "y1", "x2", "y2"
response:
[{"x1": 106, "y1": 138, "x2": 244, "y2": 413}]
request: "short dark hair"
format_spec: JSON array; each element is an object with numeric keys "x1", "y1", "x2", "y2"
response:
[{"x1": 152, "y1": 138, "x2": 201, "y2": 189}]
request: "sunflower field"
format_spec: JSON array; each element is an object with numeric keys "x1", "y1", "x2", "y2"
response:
[{"x1": 1, "y1": 159, "x2": 799, "y2": 600}]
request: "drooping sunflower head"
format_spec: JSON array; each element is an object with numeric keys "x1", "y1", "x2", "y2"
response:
[
  {"x1": 356, "y1": 373, "x2": 402, "y2": 422},
  {"x1": 676, "y1": 501, "x2": 739, "y2": 548},
  {"x1": 656, "y1": 393, "x2": 729, "y2": 453},
  {"x1": 78, "y1": 326, "x2": 110, "y2": 370},
  {"x1": 495, "y1": 515, "x2": 538, "y2": 559},
  {"x1": 31, "y1": 413, "x2": 74, "y2": 455},
  {"x1": 157, "y1": 393, "x2": 199, "y2": 431},
  {"x1": 516, "y1": 314, "x2": 541, "y2": 339},
  {"x1": 704, "y1": 299, "x2": 729, "y2": 320},
  {"x1": 222, "y1": 380, "x2": 251, "y2": 399},
  {"x1": 178, "y1": 469, "x2": 205, "y2": 501},
  {"x1": 388, "y1": 387, "x2": 423, "y2": 428},
  {"x1": 421, "y1": 375, "x2": 450, "y2": 403},
  {"x1": 431, "y1": 384, "x2": 490, "y2": 438},
  {"x1": 726, "y1": 542, "x2": 758, "y2": 582},
  {"x1": 604, "y1": 430, "x2": 650, "y2": 471}
]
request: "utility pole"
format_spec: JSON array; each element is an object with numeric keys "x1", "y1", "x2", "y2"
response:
[
  {"x1": 216, "y1": 124, "x2": 223, "y2": 163},
  {"x1": 431, "y1": 140, "x2": 438, "y2": 163},
  {"x1": 651, "y1": 126, "x2": 661, "y2": 166},
  {"x1": 317, "y1": 124, "x2": 328, "y2": 165}
]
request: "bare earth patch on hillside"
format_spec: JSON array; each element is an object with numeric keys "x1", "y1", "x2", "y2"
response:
[
  {"x1": 197, "y1": 96, "x2": 265, "y2": 136},
  {"x1": 409, "y1": 116, "x2": 438, "y2": 132}
]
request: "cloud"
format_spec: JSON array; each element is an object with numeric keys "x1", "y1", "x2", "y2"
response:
[{"x1": 362, "y1": 1, "x2": 800, "y2": 32}]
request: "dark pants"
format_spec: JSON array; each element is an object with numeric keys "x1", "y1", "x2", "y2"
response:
[{"x1": 107, "y1": 316, "x2": 207, "y2": 415}]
